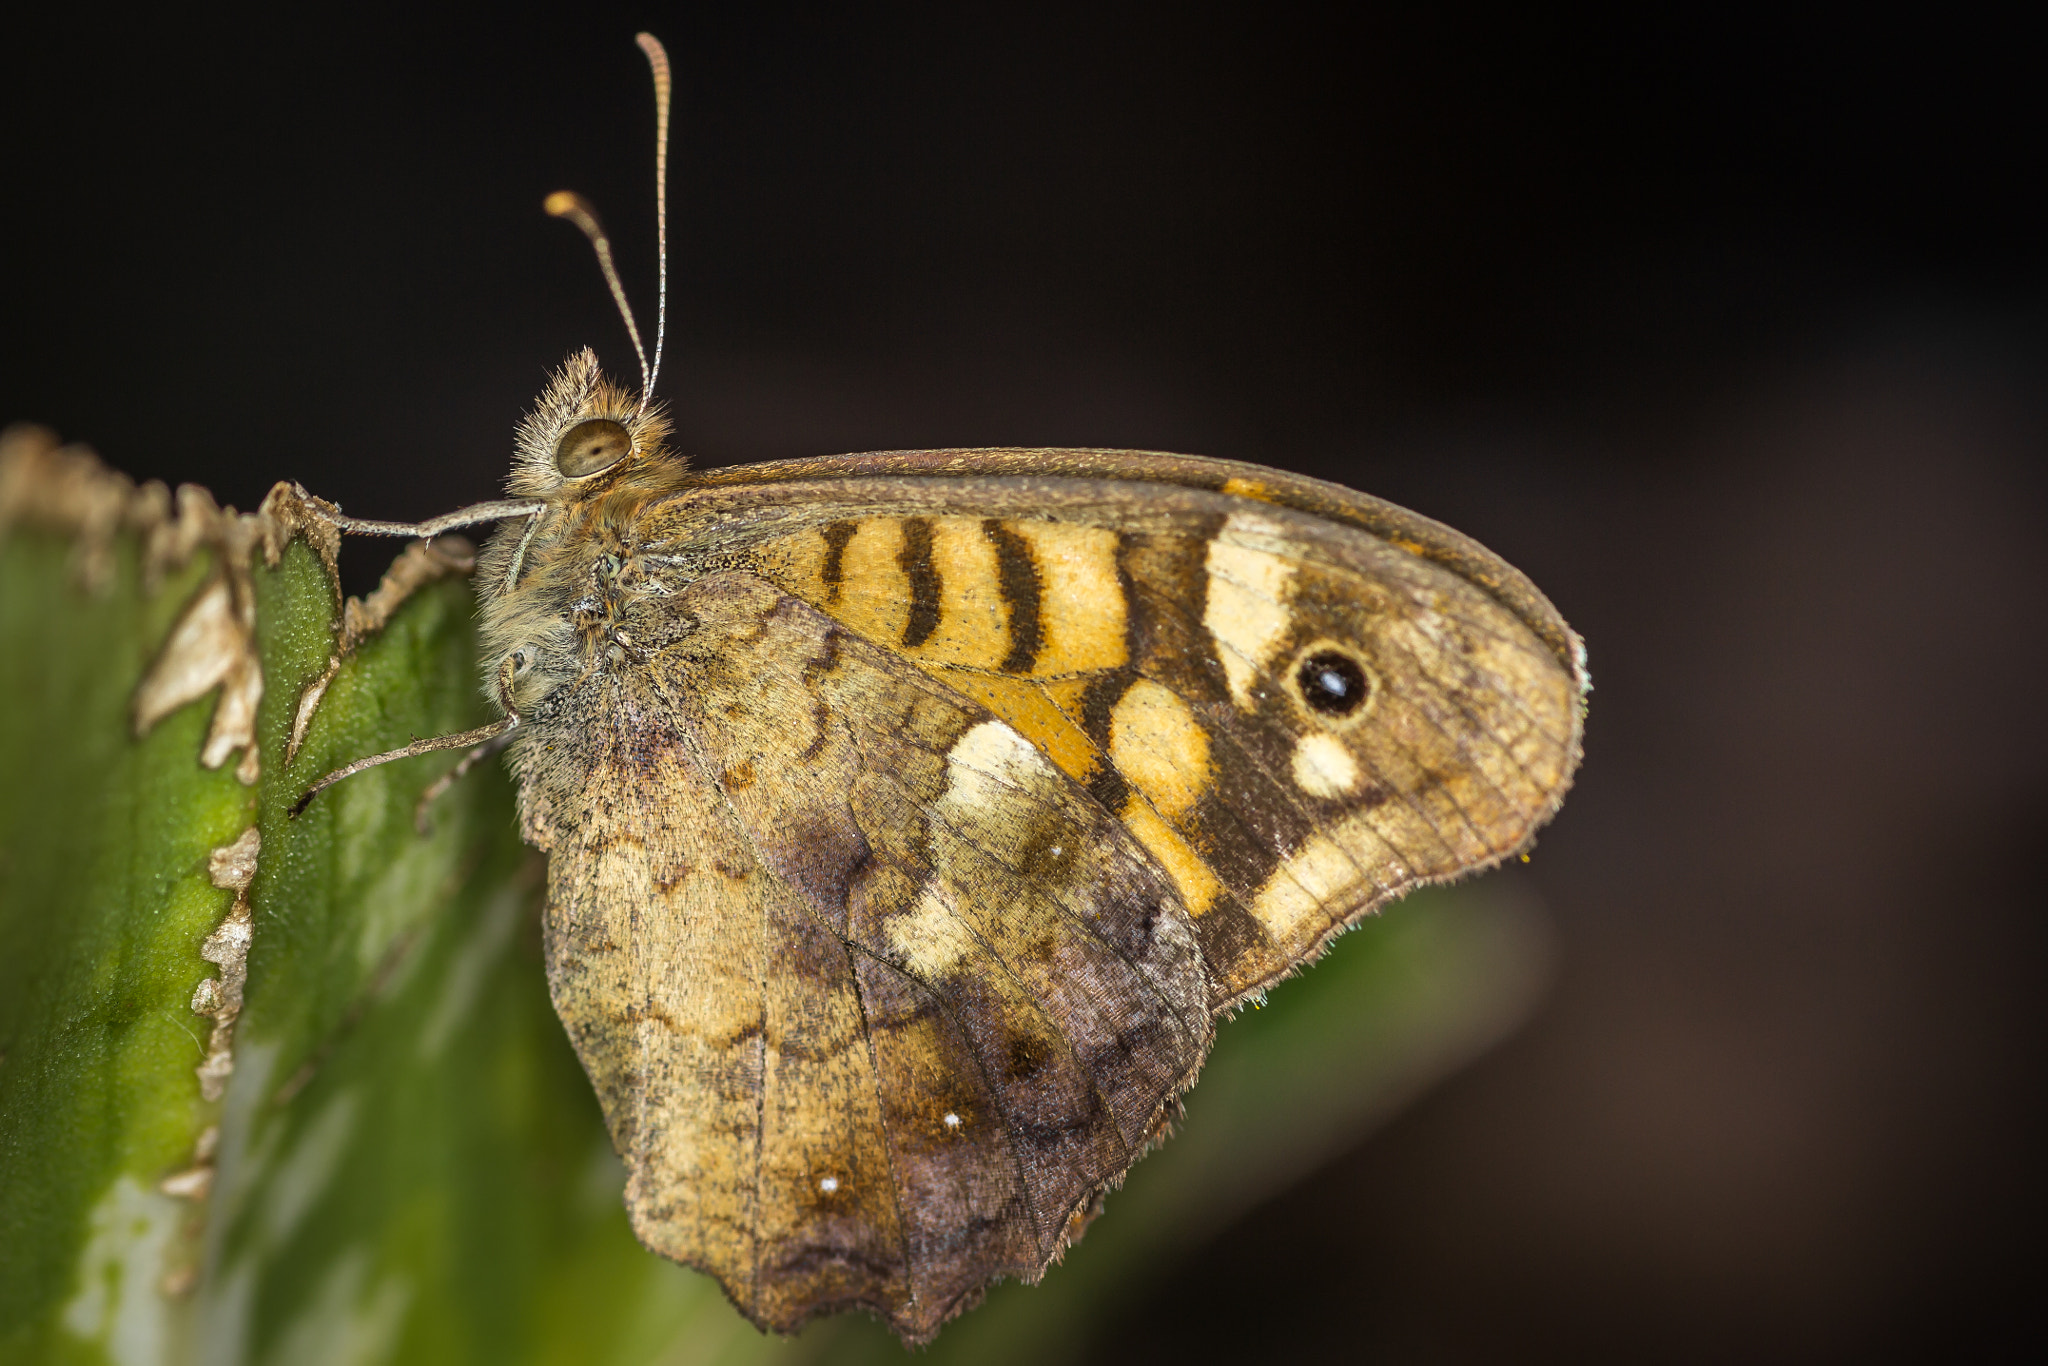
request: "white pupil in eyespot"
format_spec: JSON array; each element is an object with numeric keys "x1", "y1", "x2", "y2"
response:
[{"x1": 1298, "y1": 650, "x2": 1369, "y2": 716}]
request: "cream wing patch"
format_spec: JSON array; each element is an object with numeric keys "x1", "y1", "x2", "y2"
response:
[
  {"x1": 937, "y1": 717, "x2": 1057, "y2": 809},
  {"x1": 1247, "y1": 831, "x2": 1357, "y2": 942},
  {"x1": 1248, "y1": 813, "x2": 1414, "y2": 943},
  {"x1": 1290, "y1": 732, "x2": 1362, "y2": 798},
  {"x1": 1203, "y1": 516, "x2": 1295, "y2": 708},
  {"x1": 885, "y1": 885, "x2": 980, "y2": 979}
]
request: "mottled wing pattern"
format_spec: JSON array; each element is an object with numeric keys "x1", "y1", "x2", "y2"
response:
[
  {"x1": 532, "y1": 663, "x2": 911, "y2": 1331},
  {"x1": 522, "y1": 567, "x2": 1208, "y2": 1342},
  {"x1": 689, "y1": 469, "x2": 1582, "y2": 1010}
]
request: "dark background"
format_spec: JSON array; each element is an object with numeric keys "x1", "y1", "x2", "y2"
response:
[{"x1": 7, "y1": 3, "x2": 2044, "y2": 1360}]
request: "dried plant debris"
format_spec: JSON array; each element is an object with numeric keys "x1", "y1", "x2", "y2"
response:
[
  {"x1": 191, "y1": 826, "x2": 261, "y2": 1101},
  {"x1": 0, "y1": 425, "x2": 347, "y2": 785},
  {"x1": 158, "y1": 1126, "x2": 220, "y2": 1208},
  {"x1": 4, "y1": 423, "x2": 755, "y2": 1366},
  {"x1": 131, "y1": 570, "x2": 265, "y2": 783}
]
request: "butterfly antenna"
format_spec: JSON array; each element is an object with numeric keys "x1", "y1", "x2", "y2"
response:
[
  {"x1": 545, "y1": 190, "x2": 649, "y2": 397},
  {"x1": 635, "y1": 32, "x2": 671, "y2": 417}
]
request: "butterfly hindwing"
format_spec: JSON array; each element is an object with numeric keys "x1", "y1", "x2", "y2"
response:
[
  {"x1": 517, "y1": 563, "x2": 1210, "y2": 1342},
  {"x1": 527, "y1": 649, "x2": 916, "y2": 1332}
]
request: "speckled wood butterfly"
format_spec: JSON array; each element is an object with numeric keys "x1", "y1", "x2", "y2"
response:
[{"x1": 292, "y1": 33, "x2": 1586, "y2": 1345}]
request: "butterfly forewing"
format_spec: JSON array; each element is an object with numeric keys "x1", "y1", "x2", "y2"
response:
[{"x1": 652, "y1": 469, "x2": 1581, "y2": 1009}]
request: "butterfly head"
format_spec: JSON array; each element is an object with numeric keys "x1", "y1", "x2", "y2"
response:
[{"x1": 506, "y1": 347, "x2": 683, "y2": 501}]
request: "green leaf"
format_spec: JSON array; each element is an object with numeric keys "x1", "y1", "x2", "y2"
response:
[{"x1": 0, "y1": 430, "x2": 1550, "y2": 1364}]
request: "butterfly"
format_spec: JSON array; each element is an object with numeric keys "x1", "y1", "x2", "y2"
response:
[{"x1": 290, "y1": 33, "x2": 1587, "y2": 1346}]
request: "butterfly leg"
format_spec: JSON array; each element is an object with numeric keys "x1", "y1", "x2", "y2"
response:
[
  {"x1": 289, "y1": 484, "x2": 546, "y2": 543},
  {"x1": 290, "y1": 655, "x2": 521, "y2": 819},
  {"x1": 412, "y1": 728, "x2": 518, "y2": 835},
  {"x1": 281, "y1": 486, "x2": 546, "y2": 762}
]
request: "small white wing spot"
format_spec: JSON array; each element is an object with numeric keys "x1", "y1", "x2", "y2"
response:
[
  {"x1": 942, "y1": 1112, "x2": 962, "y2": 1130},
  {"x1": 1291, "y1": 732, "x2": 1362, "y2": 797},
  {"x1": 818, "y1": 1176, "x2": 839, "y2": 1194}
]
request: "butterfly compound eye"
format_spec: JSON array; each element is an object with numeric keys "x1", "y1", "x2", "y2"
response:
[
  {"x1": 554, "y1": 418, "x2": 633, "y2": 477},
  {"x1": 1296, "y1": 649, "x2": 1371, "y2": 717}
]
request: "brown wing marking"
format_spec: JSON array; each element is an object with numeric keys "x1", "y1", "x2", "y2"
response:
[{"x1": 644, "y1": 570, "x2": 1209, "y2": 1340}]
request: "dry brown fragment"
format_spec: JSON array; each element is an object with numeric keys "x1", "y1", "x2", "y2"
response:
[
  {"x1": 156, "y1": 1121, "x2": 223, "y2": 1251},
  {"x1": 207, "y1": 827, "x2": 261, "y2": 892},
  {"x1": 0, "y1": 426, "x2": 132, "y2": 591},
  {"x1": 255, "y1": 479, "x2": 342, "y2": 592},
  {"x1": 132, "y1": 577, "x2": 239, "y2": 733},
  {"x1": 191, "y1": 826, "x2": 260, "y2": 1102},
  {"x1": 153, "y1": 483, "x2": 227, "y2": 584},
  {"x1": 132, "y1": 572, "x2": 265, "y2": 785},
  {"x1": 125, "y1": 479, "x2": 174, "y2": 591},
  {"x1": 158, "y1": 1166, "x2": 213, "y2": 1201}
]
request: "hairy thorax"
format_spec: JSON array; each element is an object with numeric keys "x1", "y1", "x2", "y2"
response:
[{"x1": 479, "y1": 489, "x2": 688, "y2": 714}]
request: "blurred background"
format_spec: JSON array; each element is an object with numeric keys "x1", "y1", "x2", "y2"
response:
[{"x1": 6, "y1": 3, "x2": 2043, "y2": 1360}]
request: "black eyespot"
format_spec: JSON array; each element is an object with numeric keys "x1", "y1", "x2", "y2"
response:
[
  {"x1": 553, "y1": 418, "x2": 632, "y2": 477},
  {"x1": 1296, "y1": 649, "x2": 1369, "y2": 716}
]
